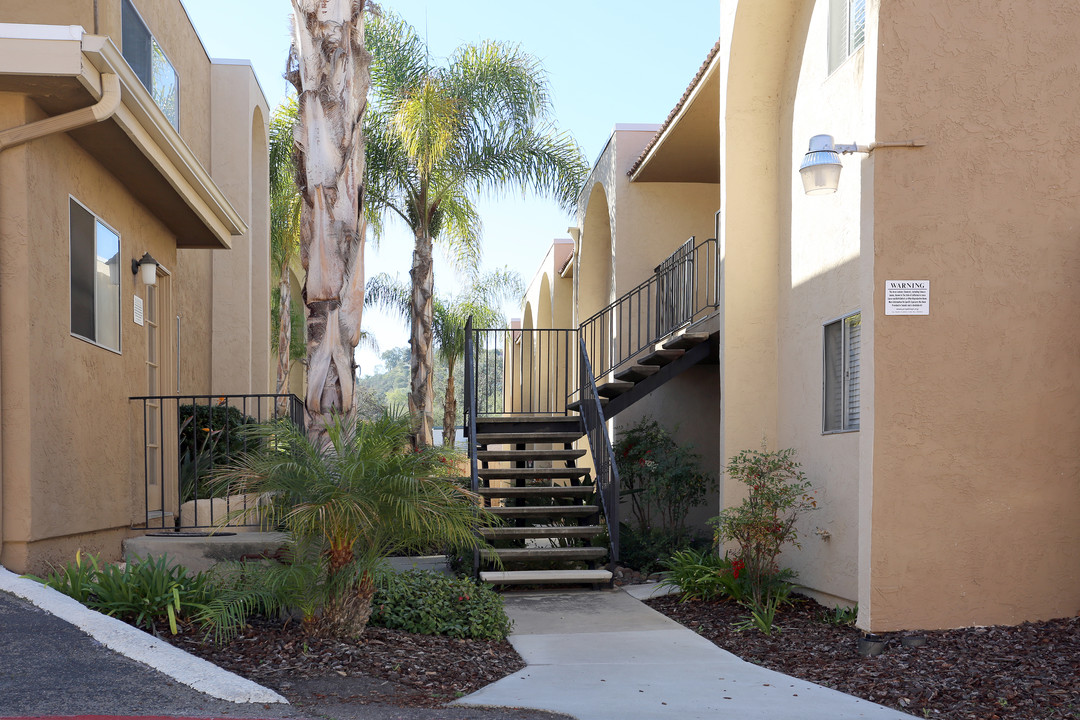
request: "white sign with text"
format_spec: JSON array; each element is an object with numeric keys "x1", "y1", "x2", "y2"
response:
[{"x1": 885, "y1": 280, "x2": 930, "y2": 315}]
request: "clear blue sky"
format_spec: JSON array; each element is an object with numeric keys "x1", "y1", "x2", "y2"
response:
[{"x1": 180, "y1": 0, "x2": 720, "y2": 375}]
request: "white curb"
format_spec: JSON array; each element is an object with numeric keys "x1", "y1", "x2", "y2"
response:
[{"x1": 0, "y1": 566, "x2": 287, "y2": 705}]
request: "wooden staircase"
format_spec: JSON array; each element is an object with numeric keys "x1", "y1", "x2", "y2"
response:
[{"x1": 473, "y1": 415, "x2": 613, "y2": 586}]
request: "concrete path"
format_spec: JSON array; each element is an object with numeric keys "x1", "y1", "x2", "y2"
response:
[{"x1": 455, "y1": 586, "x2": 914, "y2": 720}]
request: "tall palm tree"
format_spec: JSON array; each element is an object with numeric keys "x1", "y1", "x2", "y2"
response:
[
  {"x1": 364, "y1": 13, "x2": 588, "y2": 447},
  {"x1": 287, "y1": 0, "x2": 370, "y2": 439},
  {"x1": 269, "y1": 99, "x2": 302, "y2": 399},
  {"x1": 366, "y1": 269, "x2": 523, "y2": 446}
]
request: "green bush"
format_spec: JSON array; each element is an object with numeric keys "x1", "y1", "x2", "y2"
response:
[
  {"x1": 618, "y1": 524, "x2": 709, "y2": 575},
  {"x1": 370, "y1": 570, "x2": 512, "y2": 641},
  {"x1": 27, "y1": 553, "x2": 213, "y2": 635},
  {"x1": 659, "y1": 547, "x2": 748, "y2": 603},
  {"x1": 178, "y1": 402, "x2": 260, "y2": 503},
  {"x1": 614, "y1": 418, "x2": 717, "y2": 540}
]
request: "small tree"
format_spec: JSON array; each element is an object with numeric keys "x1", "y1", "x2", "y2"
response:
[
  {"x1": 210, "y1": 410, "x2": 494, "y2": 638},
  {"x1": 711, "y1": 447, "x2": 815, "y2": 632}
]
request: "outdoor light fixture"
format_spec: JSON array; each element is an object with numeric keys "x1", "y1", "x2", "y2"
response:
[
  {"x1": 132, "y1": 252, "x2": 160, "y2": 286},
  {"x1": 799, "y1": 134, "x2": 927, "y2": 195}
]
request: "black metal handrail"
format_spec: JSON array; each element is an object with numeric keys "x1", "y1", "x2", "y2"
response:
[
  {"x1": 469, "y1": 326, "x2": 578, "y2": 416},
  {"x1": 464, "y1": 317, "x2": 480, "y2": 494},
  {"x1": 579, "y1": 236, "x2": 719, "y2": 380},
  {"x1": 578, "y1": 338, "x2": 620, "y2": 565},
  {"x1": 130, "y1": 393, "x2": 304, "y2": 530}
]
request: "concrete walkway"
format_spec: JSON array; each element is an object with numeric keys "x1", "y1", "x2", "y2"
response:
[{"x1": 455, "y1": 586, "x2": 913, "y2": 720}]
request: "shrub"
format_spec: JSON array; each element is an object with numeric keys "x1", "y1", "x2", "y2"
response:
[
  {"x1": 710, "y1": 446, "x2": 815, "y2": 634},
  {"x1": 619, "y1": 524, "x2": 709, "y2": 576},
  {"x1": 659, "y1": 547, "x2": 749, "y2": 603},
  {"x1": 370, "y1": 570, "x2": 512, "y2": 641},
  {"x1": 613, "y1": 417, "x2": 717, "y2": 573},
  {"x1": 178, "y1": 402, "x2": 259, "y2": 503},
  {"x1": 27, "y1": 553, "x2": 212, "y2": 636}
]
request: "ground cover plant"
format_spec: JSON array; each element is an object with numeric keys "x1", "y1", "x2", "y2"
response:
[
  {"x1": 370, "y1": 569, "x2": 512, "y2": 641},
  {"x1": 27, "y1": 552, "x2": 212, "y2": 636}
]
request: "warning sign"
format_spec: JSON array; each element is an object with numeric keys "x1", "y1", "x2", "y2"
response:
[{"x1": 885, "y1": 280, "x2": 929, "y2": 316}]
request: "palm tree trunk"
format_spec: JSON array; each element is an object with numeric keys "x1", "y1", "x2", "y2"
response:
[
  {"x1": 409, "y1": 228, "x2": 435, "y2": 447},
  {"x1": 276, "y1": 262, "x2": 292, "y2": 395},
  {"x1": 289, "y1": 0, "x2": 370, "y2": 441},
  {"x1": 443, "y1": 355, "x2": 457, "y2": 447}
]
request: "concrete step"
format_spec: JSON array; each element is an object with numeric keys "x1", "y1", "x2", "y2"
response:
[
  {"x1": 475, "y1": 431, "x2": 582, "y2": 446},
  {"x1": 478, "y1": 466, "x2": 588, "y2": 481},
  {"x1": 488, "y1": 505, "x2": 598, "y2": 519},
  {"x1": 662, "y1": 332, "x2": 711, "y2": 350},
  {"x1": 478, "y1": 486, "x2": 595, "y2": 499},
  {"x1": 476, "y1": 448, "x2": 586, "y2": 462},
  {"x1": 614, "y1": 364, "x2": 661, "y2": 383},
  {"x1": 481, "y1": 525, "x2": 605, "y2": 540},
  {"x1": 482, "y1": 546, "x2": 608, "y2": 562},
  {"x1": 479, "y1": 569, "x2": 613, "y2": 585}
]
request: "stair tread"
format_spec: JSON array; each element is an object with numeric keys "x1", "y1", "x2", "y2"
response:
[
  {"x1": 662, "y1": 332, "x2": 711, "y2": 350},
  {"x1": 639, "y1": 348, "x2": 684, "y2": 366},
  {"x1": 614, "y1": 364, "x2": 661, "y2": 382},
  {"x1": 478, "y1": 486, "x2": 594, "y2": 497},
  {"x1": 597, "y1": 380, "x2": 635, "y2": 398},
  {"x1": 475, "y1": 414, "x2": 580, "y2": 424},
  {"x1": 476, "y1": 448, "x2": 586, "y2": 461},
  {"x1": 475, "y1": 432, "x2": 582, "y2": 445},
  {"x1": 566, "y1": 398, "x2": 608, "y2": 412},
  {"x1": 483, "y1": 547, "x2": 608, "y2": 560},
  {"x1": 481, "y1": 525, "x2": 605, "y2": 539},
  {"x1": 478, "y1": 467, "x2": 588, "y2": 479},
  {"x1": 480, "y1": 569, "x2": 613, "y2": 584},
  {"x1": 488, "y1": 505, "x2": 598, "y2": 517}
]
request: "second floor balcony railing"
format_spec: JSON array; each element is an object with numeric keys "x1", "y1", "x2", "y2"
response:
[{"x1": 579, "y1": 236, "x2": 719, "y2": 380}]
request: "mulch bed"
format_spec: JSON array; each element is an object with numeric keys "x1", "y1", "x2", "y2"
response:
[
  {"x1": 166, "y1": 617, "x2": 526, "y2": 709},
  {"x1": 645, "y1": 594, "x2": 1080, "y2": 719}
]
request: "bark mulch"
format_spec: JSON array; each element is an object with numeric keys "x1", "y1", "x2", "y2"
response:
[
  {"x1": 645, "y1": 594, "x2": 1080, "y2": 720},
  {"x1": 166, "y1": 617, "x2": 552, "y2": 715}
]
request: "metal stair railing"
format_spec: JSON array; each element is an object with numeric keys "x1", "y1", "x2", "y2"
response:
[
  {"x1": 579, "y1": 236, "x2": 719, "y2": 381},
  {"x1": 464, "y1": 316, "x2": 479, "y2": 495},
  {"x1": 578, "y1": 338, "x2": 620, "y2": 565}
]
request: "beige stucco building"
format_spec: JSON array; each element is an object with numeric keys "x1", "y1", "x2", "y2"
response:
[
  {"x1": 511, "y1": 0, "x2": 1080, "y2": 631},
  {"x1": 0, "y1": 0, "x2": 272, "y2": 574}
]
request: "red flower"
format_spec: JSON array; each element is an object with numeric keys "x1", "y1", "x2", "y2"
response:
[{"x1": 731, "y1": 559, "x2": 746, "y2": 579}]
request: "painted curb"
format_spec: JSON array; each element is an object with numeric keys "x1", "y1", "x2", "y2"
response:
[{"x1": 0, "y1": 567, "x2": 287, "y2": 705}]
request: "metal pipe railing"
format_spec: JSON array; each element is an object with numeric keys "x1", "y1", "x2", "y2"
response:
[
  {"x1": 469, "y1": 327, "x2": 578, "y2": 416},
  {"x1": 129, "y1": 393, "x2": 304, "y2": 530},
  {"x1": 579, "y1": 236, "x2": 719, "y2": 380},
  {"x1": 578, "y1": 338, "x2": 620, "y2": 564}
]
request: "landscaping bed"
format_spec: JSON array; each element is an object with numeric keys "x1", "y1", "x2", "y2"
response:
[
  {"x1": 645, "y1": 594, "x2": 1080, "y2": 720},
  {"x1": 166, "y1": 616, "x2": 527, "y2": 709}
]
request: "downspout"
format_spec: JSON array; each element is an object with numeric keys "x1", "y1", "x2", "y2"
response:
[{"x1": 0, "y1": 72, "x2": 120, "y2": 566}]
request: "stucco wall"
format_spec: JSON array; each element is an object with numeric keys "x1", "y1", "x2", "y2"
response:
[
  {"x1": 867, "y1": 0, "x2": 1080, "y2": 630},
  {"x1": 774, "y1": 0, "x2": 875, "y2": 607}
]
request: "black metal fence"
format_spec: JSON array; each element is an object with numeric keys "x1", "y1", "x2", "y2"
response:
[
  {"x1": 469, "y1": 327, "x2": 578, "y2": 416},
  {"x1": 579, "y1": 236, "x2": 719, "y2": 380},
  {"x1": 130, "y1": 393, "x2": 304, "y2": 531},
  {"x1": 577, "y1": 338, "x2": 620, "y2": 564}
]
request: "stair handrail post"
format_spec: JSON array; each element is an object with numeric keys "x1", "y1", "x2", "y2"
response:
[
  {"x1": 578, "y1": 338, "x2": 620, "y2": 566},
  {"x1": 464, "y1": 316, "x2": 479, "y2": 495}
]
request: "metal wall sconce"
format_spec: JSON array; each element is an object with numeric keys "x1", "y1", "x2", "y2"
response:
[
  {"x1": 131, "y1": 252, "x2": 160, "y2": 286},
  {"x1": 799, "y1": 134, "x2": 927, "y2": 195}
]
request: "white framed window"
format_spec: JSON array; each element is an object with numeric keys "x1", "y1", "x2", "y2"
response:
[
  {"x1": 121, "y1": 0, "x2": 179, "y2": 128},
  {"x1": 828, "y1": 0, "x2": 866, "y2": 74},
  {"x1": 823, "y1": 311, "x2": 860, "y2": 433},
  {"x1": 70, "y1": 197, "x2": 122, "y2": 353}
]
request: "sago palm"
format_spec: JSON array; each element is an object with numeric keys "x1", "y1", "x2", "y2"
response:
[
  {"x1": 364, "y1": 12, "x2": 588, "y2": 447},
  {"x1": 212, "y1": 410, "x2": 495, "y2": 637}
]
